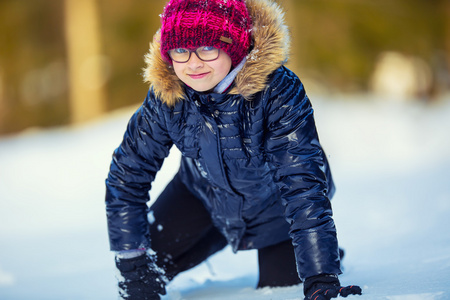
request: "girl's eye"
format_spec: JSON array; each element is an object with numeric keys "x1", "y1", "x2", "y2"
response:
[
  {"x1": 202, "y1": 46, "x2": 215, "y2": 51},
  {"x1": 174, "y1": 48, "x2": 188, "y2": 54}
]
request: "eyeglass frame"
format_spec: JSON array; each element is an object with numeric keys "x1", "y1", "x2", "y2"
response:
[{"x1": 167, "y1": 46, "x2": 221, "y2": 63}]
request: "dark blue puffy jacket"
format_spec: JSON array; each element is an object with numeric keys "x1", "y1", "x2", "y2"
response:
[{"x1": 106, "y1": 0, "x2": 342, "y2": 280}]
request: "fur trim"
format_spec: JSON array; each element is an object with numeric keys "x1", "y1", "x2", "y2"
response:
[
  {"x1": 142, "y1": 0, "x2": 291, "y2": 107},
  {"x1": 143, "y1": 30, "x2": 184, "y2": 107}
]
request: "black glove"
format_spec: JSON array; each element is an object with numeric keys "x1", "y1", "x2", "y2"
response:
[
  {"x1": 304, "y1": 274, "x2": 362, "y2": 300},
  {"x1": 115, "y1": 253, "x2": 167, "y2": 300}
]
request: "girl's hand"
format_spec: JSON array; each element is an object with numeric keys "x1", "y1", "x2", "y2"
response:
[
  {"x1": 303, "y1": 274, "x2": 362, "y2": 299},
  {"x1": 115, "y1": 253, "x2": 166, "y2": 300}
]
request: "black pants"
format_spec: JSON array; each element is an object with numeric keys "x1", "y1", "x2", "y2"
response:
[{"x1": 149, "y1": 173, "x2": 301, "y2": 288}]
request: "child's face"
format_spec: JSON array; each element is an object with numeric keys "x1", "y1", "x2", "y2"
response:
[{"x1": 172, "y1": 49, "x2": 232, "y2": 92}]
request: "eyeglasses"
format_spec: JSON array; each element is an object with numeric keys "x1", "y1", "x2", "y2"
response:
[{"x1": 168, "y1": 46, "x2": 220, "y2": 63}]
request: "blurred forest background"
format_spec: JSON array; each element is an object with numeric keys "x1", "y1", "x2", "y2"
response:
[{"x1": 0, "y1": 0, "x2": 449, "y2": 135}]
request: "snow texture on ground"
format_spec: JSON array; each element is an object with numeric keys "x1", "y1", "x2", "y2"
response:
[{"x1": 1, "y1": 94, "x2": 449, "y2": 300}]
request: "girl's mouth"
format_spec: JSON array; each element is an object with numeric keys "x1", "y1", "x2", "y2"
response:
[{"x1": 188, "y1": 72, "x2": 210, "y2": 79}]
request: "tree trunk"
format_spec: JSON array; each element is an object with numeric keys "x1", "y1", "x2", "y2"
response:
[
  {"x1": 0, "y1": 69, "x2": 5, "y2": 132},
  {"x1": 444, "y1": 0, "x2": 450, "y2": 75},
  {"x1": 281, "y1": 0, "x2": 300, "y2": 74},
  {"x1": 64, "y1": 0, "x2": 106, "y2": 124}
]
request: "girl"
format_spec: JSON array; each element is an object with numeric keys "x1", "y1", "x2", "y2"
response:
[{"x1": 105, "y1": 0, "x2": 362, "y2": 299}]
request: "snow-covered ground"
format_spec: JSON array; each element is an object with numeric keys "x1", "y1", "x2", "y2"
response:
[{"x1": 1, "y1": 94, "x2": 449, "y2": 300}]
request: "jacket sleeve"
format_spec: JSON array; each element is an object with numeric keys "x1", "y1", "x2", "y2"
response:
[
  {"x1": 263, "y1": 67, "x2": 341, "y2": 280},
  {"x1": 105, "y1": 89, "x2": 173, "y2": 251}
]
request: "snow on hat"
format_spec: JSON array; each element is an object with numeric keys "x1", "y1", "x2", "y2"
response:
[{"x1": 160, "y1": 0, "x2": 252, "y2": 67}]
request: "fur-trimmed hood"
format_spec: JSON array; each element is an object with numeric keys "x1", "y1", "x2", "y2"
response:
[{"x1": 142, "y1": 0, "x2": 291, "y2": 107}]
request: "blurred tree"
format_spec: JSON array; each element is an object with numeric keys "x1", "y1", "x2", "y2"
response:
[
  {"x1": 444, "y1": 0, "x2": 450, "y2": 86},
  {"x1": 0, "y1": 0, "x2": 68, "y2": 135},
  {"x1": 98, "y1": 0, "x2": 166, "y2": 111},
  {"x1": 64, "y1": 0, "x2": 106, "y2": 123},
  {"x1": 0, "y1": 68, "x2": 5, "y2": 131},
  {"x1": 281, "y1": 0, "x2": 299, "y2": 72},
  {"x1": 0, "y1": 0, "x2": 448, "y2": 135},
  {"x1": 290, "y1": 0, "x2": 447, "y2": 93}
]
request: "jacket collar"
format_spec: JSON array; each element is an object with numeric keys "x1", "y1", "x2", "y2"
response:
[{"x1": 142, "y1": 0, "x2": 291, "y2": 107}]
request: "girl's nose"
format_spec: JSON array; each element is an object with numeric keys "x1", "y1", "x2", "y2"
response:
[{"x1": 187, "y1": 53, "x2": 204, "y2": 69}]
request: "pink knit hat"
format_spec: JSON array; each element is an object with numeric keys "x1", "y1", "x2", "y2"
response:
[{"x1": 160, "y1": 0, "x2": 252, "y2": 67}]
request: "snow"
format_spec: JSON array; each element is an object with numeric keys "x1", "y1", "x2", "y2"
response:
[{"x1": 1, "y1": 95, "x2": 450, "y2": 300}]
